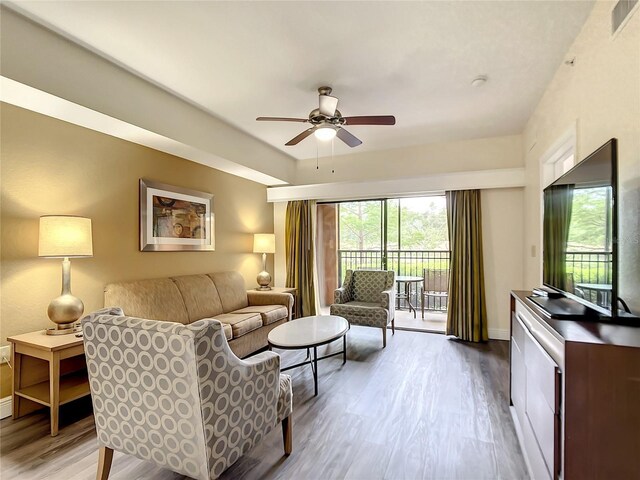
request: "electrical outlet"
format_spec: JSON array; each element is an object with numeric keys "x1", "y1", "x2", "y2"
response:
[{"x1": 0, "y1": 345, "x2": 10, "y2": 364}]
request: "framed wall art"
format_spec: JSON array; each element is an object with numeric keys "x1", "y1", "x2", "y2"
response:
[{"x1": 139, "y1": 179, "x2": 215, "y2": 251}]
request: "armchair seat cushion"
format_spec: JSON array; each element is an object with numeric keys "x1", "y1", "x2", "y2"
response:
[
  {"x1": 214, "y1": 313, "x2": 262, "y2": 337},
  {"x1": 232, "y1": 305, "x2": 289, "y2": 326},
  {"x1": 330, "y1": 302, "x2": 389, "y2": 328}
]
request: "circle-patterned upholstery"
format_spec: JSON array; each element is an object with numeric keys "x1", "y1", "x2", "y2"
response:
[{"x1": 82, "y1": 311, "x2": 292, "y2": 479}]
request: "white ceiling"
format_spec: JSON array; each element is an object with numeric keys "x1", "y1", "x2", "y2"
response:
[{"x1": 8, "y1": 1, "x2": 594, "y2": 161}]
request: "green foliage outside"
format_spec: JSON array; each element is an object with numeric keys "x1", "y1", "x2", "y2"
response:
[
  {"x1": 338, "y1": 196, "x2": 450, "y2": 277},
  {"x1": 565, "y1": 187, "x2": 612, "y2": 285},
  {"x1": 567, "y1": 187, "x2": 610, "y2": 252}
]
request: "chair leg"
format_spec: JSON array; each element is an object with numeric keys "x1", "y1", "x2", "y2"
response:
[
  {"x1": 96, "y1": 446, "x2": 114, "y2": 480},
  {"x1": 392, "y1": 318, "x2": 395, "y2": 335},
  {"x1": 282, "y1": 416, "x2": 292, "y2": 455},
  {"x1": 382, "y1": 327, "x2": 387, "y2": 348}
]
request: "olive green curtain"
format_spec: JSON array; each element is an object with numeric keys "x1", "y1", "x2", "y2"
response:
[
  {"x1": 445, "y1": 190, "x2": 488, "y2": 342},
  {"x1": 543, "y1": 185, "x2": 574, "y2": 292},
  {"x1": 285, "y1": 200, "x2": 317, "y2": 317}
]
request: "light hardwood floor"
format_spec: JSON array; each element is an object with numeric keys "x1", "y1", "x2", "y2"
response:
[
  {"x1": 393, "y1": 309, "x2": 447, "y2": 333},
  {"x1": 0, "y1": 327, "x2": 528, "y2": 480}
]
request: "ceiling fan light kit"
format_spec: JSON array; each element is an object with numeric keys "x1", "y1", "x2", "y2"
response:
[
  {"x1": 256, "y1": 86, "x2": 396, "y2": 147},
  {"x1": 314, "y1": 124, "x2": 337, "y2": 141}
]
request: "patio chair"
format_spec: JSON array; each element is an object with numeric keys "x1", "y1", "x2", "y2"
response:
[
  {"x1": 421, "y1": 269, "x2": 449, "y2": 317},
  {"x1": 330, "y1": 269, "x2": 395, "y2": 347}
]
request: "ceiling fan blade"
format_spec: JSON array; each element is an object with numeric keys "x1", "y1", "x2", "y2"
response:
[
  {"x1": 285, "y1": 128, "x2": 315, "y2": 146},
  {"x1": 336, "y1": 127, "x2": 362, "y2": 148},
  {"x1": 343, "y1": 115, "x2": 396, "y2": 126},
  {"x1": 256, "y1": 117, "x2": 308, "y2": 122},
  {"x1": 319, "y1": 95, "x2": 339, "y2": 117}
]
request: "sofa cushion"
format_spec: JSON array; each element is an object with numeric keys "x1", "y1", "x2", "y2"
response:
[
  {"x1": 214, "y1": 312, "x2": 262, "y2": 337},
  {"x1": 104, "y1": 279, "x2": 189, "y2": 324},
  {"x1": 208, "y1": 272, "x2": 249, "y2": 313},
  {"x1": 171, "y1": 274, "x2": 224, "y2": 322},
  {"x1": 233, "y1": 305, "x2": 288, "y2": 326},
  {"x1": 201, "y1": 318, "x2": 233, "y2": 341}
]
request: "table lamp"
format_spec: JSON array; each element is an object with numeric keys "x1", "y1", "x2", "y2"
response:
[
  {"x1": 39, "y1": 215, "x2": 93, "y2": 335},
  {"x1": 253, "y1": 233, "x2": 275, "y2": 290}
]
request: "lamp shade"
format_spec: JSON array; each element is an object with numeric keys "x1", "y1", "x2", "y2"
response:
[
  {"x1": 39, "y1": 216, "x2": 93, "y2": 257},
  {"x1": 253, "y1": 233, "x2": 275, "y2": 254}
]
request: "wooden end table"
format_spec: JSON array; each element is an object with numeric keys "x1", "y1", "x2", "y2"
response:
[{"x1": 8, "y1": 329, "x2": 90, "y2": 436}]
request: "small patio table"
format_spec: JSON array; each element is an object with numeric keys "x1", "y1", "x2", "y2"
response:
[{"x1": 395, "y1": 275, "x2": 423, "y2": 318}]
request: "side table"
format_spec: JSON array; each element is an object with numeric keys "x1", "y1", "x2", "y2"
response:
[
  {"x1": 8, "y1": 330, "x2": 90, "y2": 436},
  {"x1": 395, "y1": 276, "x2": 424, "y2": 318},
  {"x1": 250, "y1": 286, "x2": 299, "y2": 319}
]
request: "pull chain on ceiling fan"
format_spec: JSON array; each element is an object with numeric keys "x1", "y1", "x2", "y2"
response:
[{"x1": 256, "y1": 86, "x2": 396, "y2": 147}]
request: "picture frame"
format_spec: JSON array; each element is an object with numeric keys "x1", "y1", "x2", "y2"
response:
[{"x1": 139, "y1": 178, "x2": 215, "y2": 252}]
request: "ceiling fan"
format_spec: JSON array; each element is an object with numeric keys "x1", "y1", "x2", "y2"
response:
[{"x1": 256, "y1": 86, "x2": 396, "y2": 147}]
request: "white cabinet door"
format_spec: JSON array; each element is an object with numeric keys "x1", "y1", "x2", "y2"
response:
[{"x1": 524, "y1": 326, "x2": 561, "y2": 479}]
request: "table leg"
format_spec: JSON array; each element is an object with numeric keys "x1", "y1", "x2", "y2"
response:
[
  {"x1": 406, "y1": 282, "x2": 416, "y2": 318},
  {"x1": 343, "y1": 335, "x2": 347, "y2": 365},
  {"x1": 313, "y1": 346, "x2": 318, "y2": 397},
  {"x1": 49, "y1": 352, "x2": 60, "y2": 436},
  {"x1": 11, "y1": 349, "x2": 22, "y2": 419}
]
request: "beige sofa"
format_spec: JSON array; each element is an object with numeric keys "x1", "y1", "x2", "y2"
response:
[{"x1": 104, "y1": 271, "x2": 293, "y2": 358}]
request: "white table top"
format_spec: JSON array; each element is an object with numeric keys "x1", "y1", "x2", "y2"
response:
[
  {"x1": 268, "y1": 315, "x2": 349, "y2": 349},
  {"x1": 396, "y1": 276, "x2": 423, "y2": 283}
]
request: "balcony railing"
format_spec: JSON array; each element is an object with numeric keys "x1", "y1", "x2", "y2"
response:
[
  {"x1": 565, "y1": 251, "x2": 612, "y2": 284},
  {"x1": 338, "y1": 249, "x2": 451, "y2": 311},
  {"x1": 336, "y1": 250, "x2": 612, "y2": 311},
  {"x1": 565, "y1": 251, "x2": 612, "y2": 306}
]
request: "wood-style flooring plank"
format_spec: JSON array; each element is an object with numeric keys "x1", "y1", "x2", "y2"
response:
[{"x1": 1, "y1": 327, "x2": 528, "y2": 480}]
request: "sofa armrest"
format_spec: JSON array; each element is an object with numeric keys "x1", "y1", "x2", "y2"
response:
[
  {"x1": 247, "y1": 291, "x2": 294, "y2": 320},
  {"x1": 381, "y1": 287, "x2": 395, "y2": 311},
  {"x1": 334, "y1": 287, "x2": 351, "y2": 304}
]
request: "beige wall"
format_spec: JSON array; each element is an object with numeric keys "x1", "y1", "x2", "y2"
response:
[
  {"x1": 295, "y1": 134, "x2": 523, "y2": 185},
  {"x1": 0, "y1": 364, "x2": 10, "y2": 399},
  {"x1": 522, "y1": 1, "x2": 640, "y2": 313},
  {"x1": 482, "y1": 188, "x2": 525, "y2": 337},
  {"x1": 0, "y1": 103, "x2": 274, "y2": 367}
]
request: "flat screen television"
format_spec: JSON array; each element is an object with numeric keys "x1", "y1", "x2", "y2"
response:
[{"x1": 542, "y1": 138, "x2": 617, "y2": 317}]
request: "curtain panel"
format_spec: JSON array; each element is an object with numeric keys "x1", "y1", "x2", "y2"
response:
[
  {"x1": 542, "y1": 185, "x2": 574, "y2": 292},
  {"x1": 445, "y1": 190, "x2": 488, "y2": 342},
  {"x1": 285, "y1": 200, "x2": 317, "y2": 317}
]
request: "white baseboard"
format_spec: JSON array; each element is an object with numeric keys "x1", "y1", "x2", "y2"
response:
[
  {"x1": 0, "y1": 396, "x2": 12, "y2": 419},
  {"x1": 488, "y1": 328, "x2": 509, "y2": 341}
]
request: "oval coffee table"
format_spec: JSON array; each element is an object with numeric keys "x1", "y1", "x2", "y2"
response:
[{"x1": 268, "y1": 315, "x2": 349, "y2": 397}]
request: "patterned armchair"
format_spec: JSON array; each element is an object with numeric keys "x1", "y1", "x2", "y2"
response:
[
  {"x1": 330, "y1": 269, "x2": 396, "y2": 347},
  {"x1": 82, "y1": 312, "x2": 293, "y2": 480}
]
